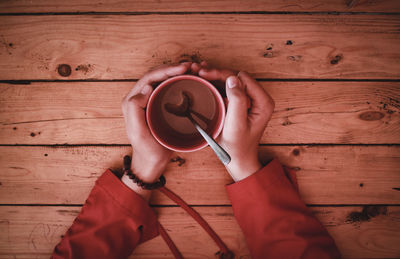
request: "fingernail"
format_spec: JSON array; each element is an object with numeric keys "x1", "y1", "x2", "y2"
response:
[
  {"x1": 141, "y1": 85, "x2": 152, "y2": 95},
  {"x1": 237, "y1": 71, "x2": 248, "y2": 77},
  {"x1": 227, "y1": 76, "x2": 239, "y2": 89}
]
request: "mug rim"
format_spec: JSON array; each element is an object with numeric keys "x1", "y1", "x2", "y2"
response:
[{"x1": 146, "y1": 74, "x2": 226, "y2": 152}]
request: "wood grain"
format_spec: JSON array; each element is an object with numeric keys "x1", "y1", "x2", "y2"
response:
[
  {"x1": 0, "y1": 0, "x2": 399, "y2": 13},
  {"x1": 1, "y1": 82, "x2": 399, "y2": 145},
  {"x1": 0, "y1": 145, "x2": 399, "y2": 205},
  {"x1": 0, "y1": 2, "x2": 398, "y2": 259},
  {"x1": 0, "y1": 15, "x2": 399, "y2": 80},
  {"x1": 0, "y1": 206, "x2": 398, "y2": 258}
]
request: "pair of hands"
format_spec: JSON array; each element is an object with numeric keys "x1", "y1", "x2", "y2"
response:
[{"x1": 121, "y1": 62, "x2": 274, "y2": 198}]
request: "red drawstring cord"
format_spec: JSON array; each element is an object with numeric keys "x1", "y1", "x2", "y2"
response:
[
  {"x1": 157, "y1": 186, "x2": 234, "y2": 259},
  {"x1": 121, "y1": 155, "x2": 233, "y2": 258},
  {"x1": 157, "y1": 221, "x2": 183, "y2": 259}
]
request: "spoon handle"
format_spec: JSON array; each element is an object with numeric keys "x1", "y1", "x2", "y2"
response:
[{"x1": 187, "y1": 115, "x2": 231, "y2": 165}]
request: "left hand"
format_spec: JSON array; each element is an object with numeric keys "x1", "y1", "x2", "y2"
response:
[
  {"x1": 121, "y1": 62, "x2": 192, "y2": 198},
  {"x1": 193, "y1": 62, "x2": 275, "y2": 182}
]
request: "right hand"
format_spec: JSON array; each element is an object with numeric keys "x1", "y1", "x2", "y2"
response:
[{"x1": 194, "y1": 63, "x2": 275, "y2": 181}]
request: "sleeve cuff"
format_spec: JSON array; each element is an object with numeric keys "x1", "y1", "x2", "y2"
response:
[
  {"x1": 95, "y1": 170, "x2": 159, "y2": 243},
  {"x1": 225, "y1": 158, "x2": 296, "y2": 201}
]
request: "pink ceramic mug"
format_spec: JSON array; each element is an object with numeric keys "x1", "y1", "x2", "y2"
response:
[{"x1": 146, "y1": 75, "x2": 226, "y2": 152}]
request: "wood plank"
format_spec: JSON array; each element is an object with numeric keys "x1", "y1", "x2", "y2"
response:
[
  {"x1": 0, "y1": 15, "x2": 399, "y2": 80},
  {"x1": 0, "y1": 206, "x2": 398, "y2": 258},
  {"x1": 0, "y1": 0, "x2": 399, "y2": 13},
  {"x1": 1, "y1": 82, "x2": 399, "y2": 144},
  {"x1": 0, "y1": 146, "x2": 399, "y2": 205}
]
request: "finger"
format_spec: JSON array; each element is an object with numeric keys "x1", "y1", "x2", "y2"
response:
[
  {"x1": 141, "y1": 62, "x2": 191, "y2": 85},
  {"x1": 131, "y1": 84, "x2": 153, "y2": 108},
  {"x1": 191, "y1": 61, "x2": 209, "y2": 75},
  {"x1": 237, "y1": 71, "x2": 275, "y2": 124},
  {"x1": 198, "y1": 67, "x2": 237, "y2": 96},
  {"x1": 224, "y1": 76, "x2": 248, "y2": 132},
  {"x1": 122, "y1": 84, "x2": 153, "y2": 135},
  {"x1": 127, "y1": 62, "x2": 191, "y2": 99},
  {"x1": 198, "y1": 67, "x2": 236, "y2": 82},
  {"x1": 190, "y1": 62, "x2": 202, "y2": 74},
  {"x1": 200, "y1": 60, "x2": 208, "y2": 67}
]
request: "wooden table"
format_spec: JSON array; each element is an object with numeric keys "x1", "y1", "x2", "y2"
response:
[{"x1": 0, "y1": 1, "x2": 399, "y2": 258}]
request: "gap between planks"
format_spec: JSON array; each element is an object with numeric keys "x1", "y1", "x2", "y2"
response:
[
  {"x1": 0, "y1": 0, "x2": 400, "y2": 13},
  {"x1": 1, "y1": 12, "x2": 400, "y2": 16},
  {"x1": 2, "y1": 79, "x2": 400, "y2": 84},
  {"x1": 1, "y1": 204, "x2": 400, "y2": 207}
]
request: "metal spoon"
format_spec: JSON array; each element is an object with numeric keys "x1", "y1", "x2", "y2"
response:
[{"x1": 164, "y1": 91, "x2": 231, "y2": 165}]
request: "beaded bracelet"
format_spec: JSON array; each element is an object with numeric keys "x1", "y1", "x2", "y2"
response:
[{"x1": 123, "y1": 155, "x2": 166, "y2": 190}]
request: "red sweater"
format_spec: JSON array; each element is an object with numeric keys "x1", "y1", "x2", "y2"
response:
[{"x1": 52, "y1": 159, "x2": 341, "y2": 258}]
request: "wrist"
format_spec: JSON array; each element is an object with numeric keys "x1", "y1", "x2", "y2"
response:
[
  {"x1": 131, "y1": 152, "x2": 169, "y2": 182},
  {"x1": 121, "y1": 173, "x2": 152, "y2": 201},
  {"x1": 121, "y1": 154, "x2": 168, "y2": 201},
  {"x1": 225, "y1": 158, "x2": 262, "y2": 182}
]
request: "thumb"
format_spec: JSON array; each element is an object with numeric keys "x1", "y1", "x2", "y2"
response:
[
  {"x1": 224, "y1": 76, "x2": 248, "y2": 131},
  {"x1": 123, "y1": 84, "x2": 153, "y2": 139},
  {"x1": 128, "y1": 84, "x2": 153, "y2": 108}
]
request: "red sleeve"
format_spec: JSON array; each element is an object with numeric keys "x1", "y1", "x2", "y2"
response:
[
  {"x1": 52, "y1": 170, "x2": 159, "y2": 259},
  {"x1": 226, "y1": 159, "x2": 341, "y2": 259}
]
